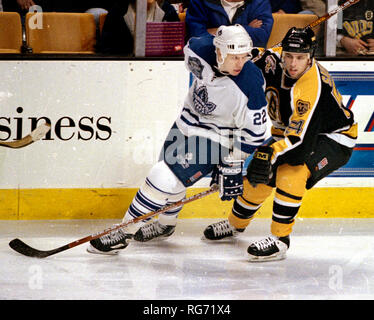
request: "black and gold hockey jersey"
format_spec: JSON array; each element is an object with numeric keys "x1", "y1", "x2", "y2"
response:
[
  {"x1": 340, "y1": 0, "x2": 373, "y2": 42},
  {"x1": 253, "y1": 48, "x2": 357, "y2": 165}
]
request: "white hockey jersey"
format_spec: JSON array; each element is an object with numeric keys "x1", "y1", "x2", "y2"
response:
[{"x1": 176, "y1": 35, "x2": 268, "y2": 160}]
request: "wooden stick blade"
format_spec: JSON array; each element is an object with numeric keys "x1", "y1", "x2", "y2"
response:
[
  {"x1": 0, "y1": 122, "x2": 51, "y2": 149},
  {"x1": 30, "y1": 122, "x2": 51, "y2": 142},
  {"x1": 9, "y1": 238, "x2": 68, "y2": 258}
]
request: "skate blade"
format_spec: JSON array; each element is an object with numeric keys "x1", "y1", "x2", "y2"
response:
[
  {"x1": 200, "y1": 235, "x2": 238, "y2": 242},
  {"x1": 86, "y1": 244, "x2": 120, "y2": 256},
  {"x1": 135, "y1": 235, "x2": 172, "y2": 243},
  {"x1": 247, "y1": 253, "x2": 286, "y2": 262}
]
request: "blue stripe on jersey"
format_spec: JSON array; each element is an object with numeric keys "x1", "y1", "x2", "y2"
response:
[
  {"x1": 181, "y1": 111, "x2": 235, "y2": 132},
  {"x1": 238, "y1": 136, "x2": 265, "y2": 143},
  {"x1": 182, "y1": 107, "x2": 200, "y2": 122},
  {"x1": 180, "y1": 114, "x2": 221, "y2": 132},
  {"x1": 240, "y1": 127, "x2": 267, "y2": 138}
]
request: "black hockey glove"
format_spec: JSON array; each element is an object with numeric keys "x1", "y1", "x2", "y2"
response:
[
  {"x1": 210, "y1": 159, "x2": 244, "y2": 201},
  {"x1": 246, "y1": 146, "x2": 273, "y2": 187}
]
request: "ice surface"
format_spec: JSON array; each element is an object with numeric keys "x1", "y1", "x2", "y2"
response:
[{"x1": 1, "y1": 218, "x2": 374, "y2": 300}]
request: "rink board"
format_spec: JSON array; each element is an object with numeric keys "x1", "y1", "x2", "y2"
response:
[
  {"x1": 0, "y1": 60, "x2": 372, "y2": 220},
  {"x1": 0, "y1": 187, "x2": 373, "y2": 220}
]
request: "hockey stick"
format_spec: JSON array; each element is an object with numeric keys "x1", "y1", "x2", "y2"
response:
[
  {"x1": 308, "y1": 0, "x2": 360, "y2": 30},
  {"x1": 9, "y1": 184, "x2": 219, "y2": 258},
  {"x1": 0, "y1": 122, "x2": 51, "y2": 149},
  {"x1": 273, "y1": 0, "x2": 361, "y2": 47}
]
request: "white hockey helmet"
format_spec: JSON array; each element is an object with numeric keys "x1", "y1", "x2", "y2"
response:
[{"x1": 213, "y1": 24, "x2": 253, "y2": 68}]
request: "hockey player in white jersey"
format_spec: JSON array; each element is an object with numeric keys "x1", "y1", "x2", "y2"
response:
[{"x1": 87, "y1": 24, "x2": 268, "y2": 255}]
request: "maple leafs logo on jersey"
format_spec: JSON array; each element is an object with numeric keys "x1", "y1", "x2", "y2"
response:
[
  {"x1": 193, "y1": 83, "x2": 217, "y2": 115},
  {"x1": 296, "y1": 99, "x2": 310, "y2": 116},
  {"x1": 188, "y1": 56, "x2": 204, "y2": 80}
]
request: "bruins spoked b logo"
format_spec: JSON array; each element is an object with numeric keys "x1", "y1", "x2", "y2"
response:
[
  {"x1": 365, "y1": 10, "x2": 373, "y2": 21},
  {"x1": 266, "y1": 87, "x2": 281, "y2": 122},
  {"x1": 193, "y1": 83, "x2": 217, "y2": 115},
  {"x1": 296, "y1": 99, "x2": 310, "y2": 116}
]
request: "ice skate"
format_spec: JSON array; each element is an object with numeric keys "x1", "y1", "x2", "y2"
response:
[
  {"x1": 87, "y1": 226, "x2": 133, "y2": 255},
  {"x1": 247, "y1": 235, "x2": 290, "y2": 262},
  {"x1": 202, "y1": 220, "x2": 244, "y2": 240},
  {"x1": 133, "y1": 220, "x2": 175, "y2": 242}
]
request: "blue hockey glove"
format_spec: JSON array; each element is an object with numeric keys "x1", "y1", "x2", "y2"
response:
[{"x1": 211, "y1": 159, "x2": 243, "y2": 201}]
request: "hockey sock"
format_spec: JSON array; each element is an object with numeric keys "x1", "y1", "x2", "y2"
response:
[
  {"x1": 271, "y1": 163, "x2": 310, "y2": 237},
  {"x1": 229, "y1": 178, "x2": 273, "y2": 229},
  {"x1": 123, "y1": 160, "x2": 186, "y2": 230}
]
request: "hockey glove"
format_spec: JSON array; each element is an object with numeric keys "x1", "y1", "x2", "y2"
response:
[
  {"x1": 211, "y1": 159, "x2": 244, "y2": 201},
  {"x1": 247, "y1": 146, "x2": 273, "y2": 187}
]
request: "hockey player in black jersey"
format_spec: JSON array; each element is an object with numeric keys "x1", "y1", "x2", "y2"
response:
[{"x1": 203, "y1": 27, "x2": 358, "y2": 261}]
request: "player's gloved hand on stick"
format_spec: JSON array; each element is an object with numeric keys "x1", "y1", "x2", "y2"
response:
[
  {"x1": 210, "y1": 159, "x2": 244, "y2": 201},
  {"x1": 247, "y1": 146, "x2": 273, "y2": 187}
]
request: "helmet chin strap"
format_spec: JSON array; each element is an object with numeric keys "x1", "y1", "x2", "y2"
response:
[
  {"x1": 216, "y1": 63, "x2": 231, "y2": 75},
  {"x1": 216, "y1": 66, "x2": 230, "y2": 76},
  {"x1": 215, "y1": 48, "x2": 230, "y2": 75}
]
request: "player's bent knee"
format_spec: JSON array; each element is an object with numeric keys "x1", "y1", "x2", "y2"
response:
[
  {"x1": 276, "y1": 164, "x2": 310, "y2": 199},
  {"x1": 242, "y1": 177, "x2": 273, "y2": 204},
  {"x1": 144, "y1": 160, "x2": 186, "y2": 202}
]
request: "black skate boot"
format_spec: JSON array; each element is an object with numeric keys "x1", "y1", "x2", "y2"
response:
[
  {"x1": 87, "y1": 226, "x2": 133, "y2": 255},
  {"x1": 134, "y1": 220, "x2": 175, "y2": 242},
  {"x1": 247, "y1": 235, "x2": 290, "y2": 262},
  {"x1": 203, "y1": 220, "x2": 244, "y2": 240}
]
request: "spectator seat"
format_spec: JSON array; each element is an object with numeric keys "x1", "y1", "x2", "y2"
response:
[
  {"x1": 0, "y1": 12, "x2": 22, "y2": 53},
  {"x1": 25, "y1": 12, "x2": 96, "y2": 54},
  {"x1": 267, "y1": 13, "x2": 319, "y2": 48}
]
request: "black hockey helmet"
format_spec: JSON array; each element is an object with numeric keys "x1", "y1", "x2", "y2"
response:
[{"x1": 281, "y1": 27, "x2": 316, "y2": 57}]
